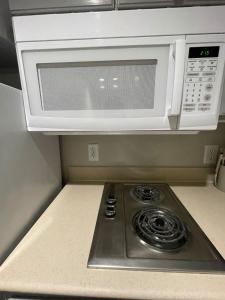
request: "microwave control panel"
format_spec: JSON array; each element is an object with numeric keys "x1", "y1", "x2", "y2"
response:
[{"x1": 182, "y1": 45, "x2": 219, "y2": 114}]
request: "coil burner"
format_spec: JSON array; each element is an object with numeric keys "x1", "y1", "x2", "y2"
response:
[
  {"x1": 133, "y1": 207, "x2": 188, "y2": 251},
  {"x1": 132, "y1": 184, "x2": 161, "y2": 203}
]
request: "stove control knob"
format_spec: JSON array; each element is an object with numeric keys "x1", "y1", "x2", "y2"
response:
[
  {"x1": 106, "y1": 197, "x2": 117, "y2": 205},
  {"x1": 105, "y1": 206, "x2": 116, "y2": 218}
]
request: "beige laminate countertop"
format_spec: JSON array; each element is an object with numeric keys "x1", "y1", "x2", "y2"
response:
[{"x1": 0, "y1": 184, "x2": 225, "y2": 300}]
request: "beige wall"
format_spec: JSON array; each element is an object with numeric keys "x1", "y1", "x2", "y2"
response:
[{"x1": 60, "y1": 124, "x2": 225, "y2": 177}]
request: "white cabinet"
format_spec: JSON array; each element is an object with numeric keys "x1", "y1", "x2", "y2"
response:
[{"x1": 9, "y1": 0, "x2": 114, "y2": 15}]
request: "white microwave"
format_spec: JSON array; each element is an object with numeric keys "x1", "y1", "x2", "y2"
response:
[{"x1": 13, "y1": 6, "x2": 225, "y2": 132}]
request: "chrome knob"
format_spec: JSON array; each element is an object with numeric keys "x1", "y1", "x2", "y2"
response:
[{"x1": 105, "y1": 206, "x2": 116, "y2": 218}]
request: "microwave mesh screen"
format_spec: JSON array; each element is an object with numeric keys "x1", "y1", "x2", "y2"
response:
[{"x1": 38, "y1": 60, "x2": 156, "y2": 111}]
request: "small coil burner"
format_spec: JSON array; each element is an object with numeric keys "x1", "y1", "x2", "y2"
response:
[
  {"x1": 133, "y1": 207, "x2": 188, "y2": 251},
  {"x1": 132, "y1": 184, "x2": 161, "y2": 203}
]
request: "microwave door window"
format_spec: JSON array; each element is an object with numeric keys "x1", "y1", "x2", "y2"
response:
[{"x1": 37, "y1": 60, "x2": 157, "y2": 114}]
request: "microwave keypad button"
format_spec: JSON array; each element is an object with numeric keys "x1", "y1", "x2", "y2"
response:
[
  {"x1": 188, "y1": 61, "x2": 196, "y2": 67},
  {"x1": 199, "y1": 103, "x2": 211, "y2": 107},
  {"x1": 184, "y1": 109, "x2": 195, "y2": 112},
  {"x1": 187, "y1": 67, "x2": 195, "y2": 72},
  {"x1": 194, "y1": 91, "x2": 201, "y2": 99},
  {"x1": 198, "y1": 60, "x2": 207, "y2": 65},
  {"x1": 205, "y1": 83, "x2": 213, "y2": 91},
  {"x1": 202, "y1": 77, "x2": 215, "y2": 82},
  {"x1": 184, "y1": 108, "x2": 195, "y2": 112},
  {"x1": 187, "y1": 72, "x2": 199, "y2": 77},
  {"x1": 198, "y1": 108, "x2": 210, "y2": 112},
  {"x1": 206, "y1": 66, "x2": 217, "y2": 72},
  {"x1": 186, "y1": 77, "x2": 199, "y2": 83},
  {"x1": 204, "y1": 94, "x2": 211, "y2": 101},
  {"x1": 198, "y1": 66, "x2": 205, "y2": 72},
  {"x1": 202, "y1": 72, "x2": 216, "y2": 76},
  {"x1": 184, "y1": 103, "x2": 195, "y2": 107},
  {"x1": 208, "y1": 60, "x2": 217, "y2": 66},
  {"x1": 198, "y1": 107, "x2": 210, "y2": 112}
]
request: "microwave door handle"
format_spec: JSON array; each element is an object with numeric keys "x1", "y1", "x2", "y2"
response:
[{"x1": 168, "y1": 39, "x2": 186, "y2": 117}]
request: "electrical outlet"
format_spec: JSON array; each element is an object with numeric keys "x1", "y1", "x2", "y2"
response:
[
  {"x1": 88, "y1": 144, "x2": 99, "y2": 161},
  {"x1": 203, "y1": 145, "x2": 219, "y2": 165}
]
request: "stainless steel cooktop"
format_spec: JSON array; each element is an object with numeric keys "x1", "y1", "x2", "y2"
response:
[{"x1": 88, "y1": 183, "x2": 225, "y2": 273}]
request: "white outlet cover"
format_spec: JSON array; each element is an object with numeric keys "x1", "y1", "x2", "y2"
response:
[
  {"x1": 203, "y1": 145, "x2": 219, "y2": 165},
  {"x1": 88, "y1": 144, "x2": 99, "y2": 161}
]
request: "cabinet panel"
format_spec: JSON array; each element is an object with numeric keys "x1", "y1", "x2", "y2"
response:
[
  {"x1": 9, "y1": 0, "x2": 114, "y2": 15},
  {"x1": 0, "y1": 0, "x2": 17, "y2": 68},
  {"x1": 116, "y1": 0, "x2": 225, "y2": 9},
  {"x1": 182, "y1": 0, "x2": 225, "y2": 5},
  {"x1": 9, "y1": 0, "x2": 225, "y2": 15},
  {"x1": 117, "y1": 0, "x2": 175, "y2": 9}
]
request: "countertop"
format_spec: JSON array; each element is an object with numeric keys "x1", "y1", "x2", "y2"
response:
[{"x1": 0, "y1": 184, "x2": 225, "y2": 300}]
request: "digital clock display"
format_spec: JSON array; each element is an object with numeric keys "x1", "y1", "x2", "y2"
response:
[{"x1": 188, "y1": 46, "x2": 219, "y2": 58}]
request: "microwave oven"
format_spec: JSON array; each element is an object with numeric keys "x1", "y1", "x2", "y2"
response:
[{"x1": 13, "y1": 6, "x2": 225, "y2": 132}]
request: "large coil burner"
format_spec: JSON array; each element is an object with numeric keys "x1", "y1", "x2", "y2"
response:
[{"x1": 133, "y1": 207, "x2": 188, "y2": 250}]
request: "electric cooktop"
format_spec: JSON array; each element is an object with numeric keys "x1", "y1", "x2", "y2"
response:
[{"x1": 88, "y1": 183, "x2": 225, "y2": 273}]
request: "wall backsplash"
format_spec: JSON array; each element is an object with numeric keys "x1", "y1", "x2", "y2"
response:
[
  {"x1": 60, "y1": 124, "x2": 225, "y2": 180},
  {"x1": 61, "y1": 124, "x2": 225, "y2": 167}
]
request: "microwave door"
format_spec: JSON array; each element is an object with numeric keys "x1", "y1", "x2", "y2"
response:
[{"x1": 19, "y1": 36, "x2": 185, "y2": 132}]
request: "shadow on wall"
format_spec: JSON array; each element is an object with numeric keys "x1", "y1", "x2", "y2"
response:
[{"x1": 0, "y1": 68, "x2": 21, "y2": 89}]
